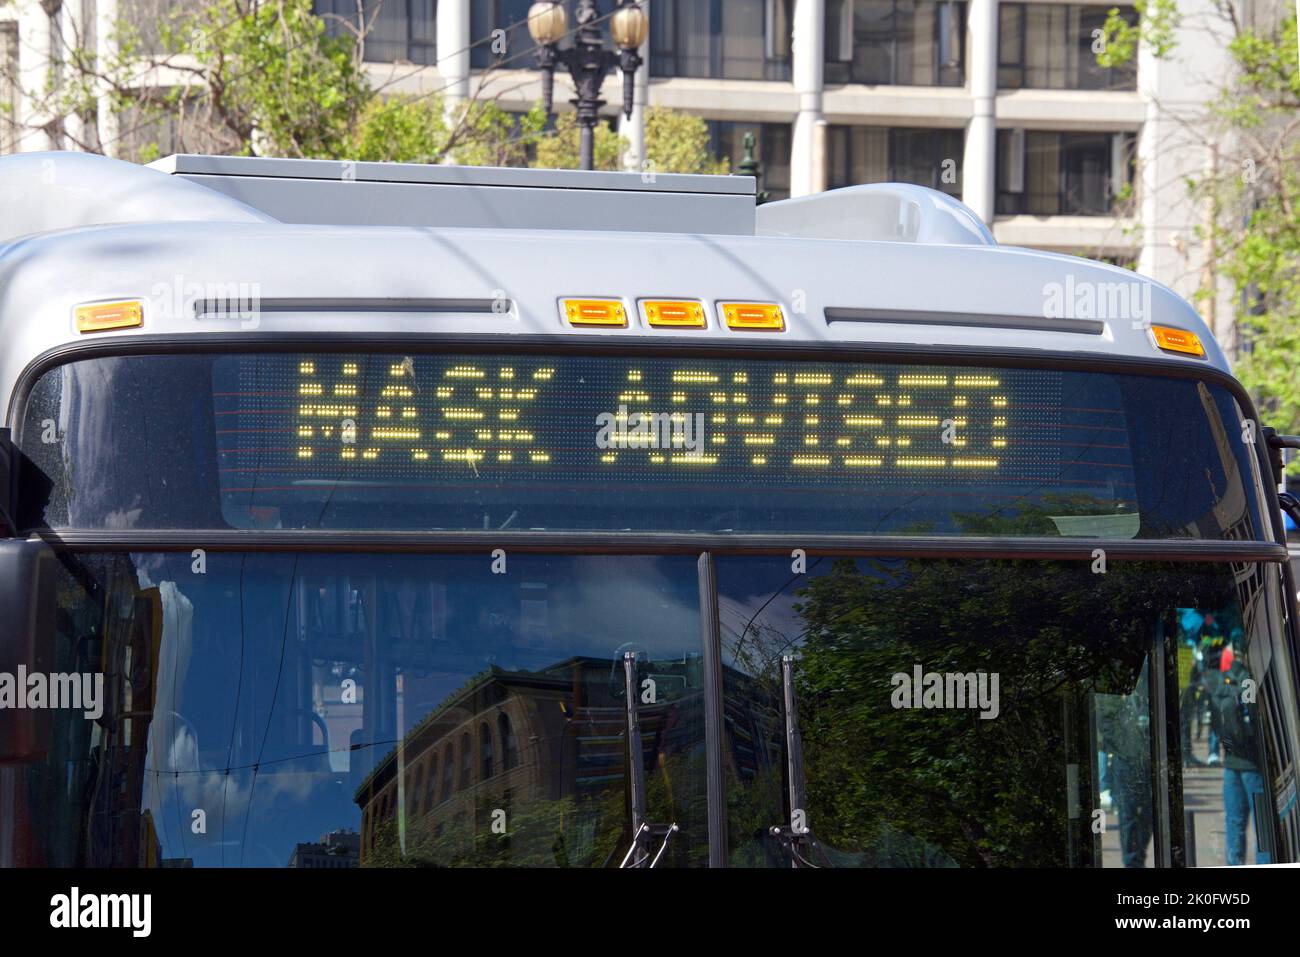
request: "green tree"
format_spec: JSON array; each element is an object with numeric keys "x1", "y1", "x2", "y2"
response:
[
  {"x1": 1096, "y1": 0, "x2": 1183, "y2": 65},
  {"x1": 1107, "y1": 3, "x2": 1300, "y2": 457},
  {"x1": 0, "y1": 0, "x2": 377, "y2": 160},
  {"x1": 1097, "y1": 3, "x2": 1300, "y2": 457},
  {"x1": 2, "y1": 3, "x2": 734, "y2": 184},
  {"x1": 448, "y1": 101, "x2": 548, "y2": 168},
  {"x1": 772, "y1": 556, "x2": 1232, "y2": 866},
  {"x1": 353, "y1": 97, "x2": 547, "y2": 166},
  {"x1": 161, "y1": 0, "x2": 371, "y2": 159},
  {"x1": 532, "y1": 107, "x2": 729, "y2": 174},
  {"x1": 1210, "y1": 15, "x2": 1300, "y2": 450},
  {"x1": 0, "y1": 0, "x2": 558, "y2": 166},
  {"x1": 532, "y1": 112, "x2": 628, "y2": 171},
  {"x1": 644, "y1": 106, "x2": 731, "y2": 175}
]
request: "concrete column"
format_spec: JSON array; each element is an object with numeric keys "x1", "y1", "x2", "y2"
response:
[
  {"x1": 619, "y1": 24, "x2": 649, "y2": 173},
  {"x1": 1135, "y1": 38, "x2": 1162, "y2": 283},
  {"x1": 961, "y1": 0, "x2": 996, "y2": 223},
  {"x1": 789, "y1": 0, "x2": 824, "y2": 197},
  {"x1": 58, "y1": 0, "x2": 83, "y2": 148},
  {"x1": 17, "y1": 0, "x2": 55, "y2": 151},
  {"x1": 810, "y1": 117, "x2": 827, "y2": 192},
  {"x1": 437, "y1": 0, "x2": 470, "y2": 115},
  {"x1": 96, "y1": 0, "x2": 119, "y2": 155}
]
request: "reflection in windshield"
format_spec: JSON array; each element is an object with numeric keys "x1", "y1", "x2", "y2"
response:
[
  {"x1": 10, "y1": 549, "x2": 1298, "y2": 867},
  {"x1": 718, "y1": 556, "x2": 1297, "y2": 867},
  {"x1": 24, "y1": 553, "x2": 707, "y2": 867}
]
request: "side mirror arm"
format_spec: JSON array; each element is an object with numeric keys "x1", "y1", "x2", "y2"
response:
[
  {"x1": 1278, "y1": 491, "x2": 1300, "y2": 530},
  {"x1": 1263, "y1": 429, "x2": 1300, "y2": 528},
  {"x1": 1263, "y1": 427, "x2": 1300, "y2": 487}
]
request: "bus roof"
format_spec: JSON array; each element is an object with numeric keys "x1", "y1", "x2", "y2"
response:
[{"x1": 0, "y1": 151, "x2": 1226, "y2": 417}]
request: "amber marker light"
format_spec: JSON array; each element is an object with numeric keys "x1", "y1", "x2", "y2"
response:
[
  {"x1": 643, "y1": 300, "x2": 706, "y2": 328},
  {"x1": 720, "y1": 302, "x2": 784, "y2": 331},
  {"x1": 75, "y1": 300, "x2": 143, "y2": 333},
  {"x1": 562, "y1": 298, "x2": 627, "y2": 327},
  {"x1": 1150, "y1": 325, "x2": 1205, "y2": 358}
]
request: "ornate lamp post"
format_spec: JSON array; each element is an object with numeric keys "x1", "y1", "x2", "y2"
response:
[
  {"x1": 527, "y1": 1, "x2": 649, "y2": 171},
  {"x1": 736, "y1": 131, "x2": 769, "y2": 205}
]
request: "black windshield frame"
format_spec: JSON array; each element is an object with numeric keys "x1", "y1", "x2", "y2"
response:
[{"x1": 6, "y1": 333, "x2": 1287, "y2": 550}]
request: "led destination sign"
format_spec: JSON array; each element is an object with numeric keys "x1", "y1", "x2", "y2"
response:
[{"x1": 212, "y1": 353, "x2": 1062, "y2": 490}]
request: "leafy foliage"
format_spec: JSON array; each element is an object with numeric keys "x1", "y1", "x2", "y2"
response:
[
  {"x1": 532, "y1": 111, "x2": 627, "y2": 172},
  {"x1": 1096, "y1": 0, "x2": 1182, "y2": 66},
  {"x1": 784, "y1": 557, "x2": 1232, "y2": 866},
  {"x1": 161, "y1": 0, "x2": 371, "y2": 158},
  {"x1": 1199, "y1": 14, "x2": 1300, "y2": 453},
  {"x1": 644, "y1": 107, "x2": 731, "y2": 175},
  {"x1": 1, "y1": 0, "x2": 731, "y2": 176},
  {"x1": 531, "y1": 107, "x2": 730, "y2": 174},
  {"x1": 1097, "y1": 4, "x2": 1300, "y2": 452}
]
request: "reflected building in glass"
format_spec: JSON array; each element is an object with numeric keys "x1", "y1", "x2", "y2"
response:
[{"x1": 353, "y1": 656, "x2": 709, "y2": 867}]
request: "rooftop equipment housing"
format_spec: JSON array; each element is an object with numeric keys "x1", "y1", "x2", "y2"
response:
[
  {"x1": 148, "y1": 154, "x2": 759, "y2": 235},
  {"x1": 1, "y1": 150, "x2": 1001, "y2": 250}
]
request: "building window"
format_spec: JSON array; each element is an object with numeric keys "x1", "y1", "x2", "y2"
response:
[
  {"x1": 441, "y1": 746, "x2": 455, "y2": 801},
  {"x1": 825, "y1": 0, "x2": 965, "y2": 87},
  {"x1": 827, "y1": 125, "x2": 964, "y2": 196},
  {"x1": 459, "y1": 732, "x2": 473, "y2": 789},
  {"x1": 409, "y1": 764, "x2": 425, "y2": 814},
  {"x1": 0, "y1": 22, "x2": 16, "y2": 154},
  {"x1": 424, "y1": 755, "x2": 439, "y2": 809},
  {"x1": 705, "y1": 121, "x2": 793, "y2": 201},
  {"x1": 480, "y1": 723, "x2": 495, "y2": 779},
  {"x1": 499, "y1": 713, "x2": 519, "y2": 770},
  {"x1": 316, "y1": 0, "x2": 436, "y2": 66},
  {"x1": 995, "y1": 129, "x2": 1136, "y2": 216},
  {"x1": 471, "y1": 0, "x2": 543, "y2": 70},
  {"x1": 997, "y1": 4, "x2": 1137, "y2": 90},
  {"x1": 651, "y1": 0, "x2": 795, "y2": 81}
]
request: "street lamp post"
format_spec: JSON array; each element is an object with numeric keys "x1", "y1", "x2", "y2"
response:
[{"x1": 528, "y1": 1, "x2": 649, "y2": 171}]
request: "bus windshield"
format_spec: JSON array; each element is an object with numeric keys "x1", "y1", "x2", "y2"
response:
[
  {"x1": 11, "y1": 550, "x2": 1298, "y2": 867},
  {"x1": 718, "y1": 555, "x2": 1300, "y2": 868},
  {"x1": 16, "y1": 350, "x2": 1265, "y2": 539}
]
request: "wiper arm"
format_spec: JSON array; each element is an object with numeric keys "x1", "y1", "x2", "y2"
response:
[
  {"x1": 618, "y1": 821, "x2": 679, "y2": 869},
  {"x1": 617, "y1": 651, "x2": 679, "y2": 868},
  {"x1": 768, "y1": 655, "x2": 831, "y2": 868}
]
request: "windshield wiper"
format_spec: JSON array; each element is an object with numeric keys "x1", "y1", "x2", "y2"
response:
[
  {"x1": 617, "y1": 651, "x2": 679, "y2": 868},
  {"x1": 768, "y1": 655, "x2": 831, "y2": 868}
]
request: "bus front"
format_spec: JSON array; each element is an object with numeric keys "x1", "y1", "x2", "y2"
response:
[{"x1": 2, "y1": 215, "x2": 1299, "y2": 870}]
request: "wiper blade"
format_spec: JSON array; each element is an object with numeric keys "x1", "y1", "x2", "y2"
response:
[
  {"x1": 619, "y1": 821, "x2": 680, "y2": 869},
  {"x1": 617, "y1": 651, "x2": 679, "y2": 868}
]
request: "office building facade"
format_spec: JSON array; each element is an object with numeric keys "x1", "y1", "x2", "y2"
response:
[{"x1": 0, "y1": 0, "x2": 1264, "y2": 344}]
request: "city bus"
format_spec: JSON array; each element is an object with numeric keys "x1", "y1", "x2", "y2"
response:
[{"x1": 1, "y1": 149, "x2": 1299, "y2": 868}]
